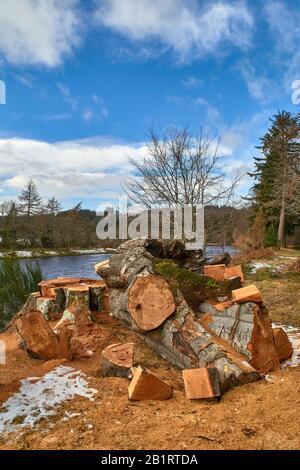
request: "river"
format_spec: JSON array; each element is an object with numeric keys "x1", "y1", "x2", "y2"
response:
[{"x1": 19, "y1": 246, "x2": 238, "y2": 280}]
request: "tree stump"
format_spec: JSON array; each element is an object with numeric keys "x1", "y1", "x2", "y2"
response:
[{"x1": 102, "y1": 343, "x2": 134, "y2": 378}]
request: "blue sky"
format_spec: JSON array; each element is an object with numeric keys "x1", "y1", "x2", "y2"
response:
[{"x1": 0, "y1": 0, "x2": 300, "y2": 209}]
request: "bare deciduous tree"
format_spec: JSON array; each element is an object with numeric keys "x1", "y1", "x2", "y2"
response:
[{"x1": 126, "y1": 127, "x2": 243, "y2": 209}]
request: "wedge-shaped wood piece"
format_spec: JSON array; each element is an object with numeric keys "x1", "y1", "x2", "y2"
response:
[
  {"x1": 225, "y1": 265, "x2": 244, "y2": 283},
  {"x1": 128, "y1": 366, "x2": 172, "y2": 400},
  {"x1": 128, "y1": 274, "x2": 175, "y2": 332},
  {"x1": 232, "y1": 284, "x2": 263, "y2": 304},
  {"x1": 183, "y1": 367, "x2": 220, "y2": 400},
  {"x1": 203, "y1": 264, "x2": 225, "y2": 282},
  {"x1": 16, "y1": 310, "x2": 72, "y2": 360},
  {"x1": 273, "y1": 327, "x2": 293, "y2": 361},
  {"x1": 102, "y1": 342, "x2": 134, "y2": 378}
]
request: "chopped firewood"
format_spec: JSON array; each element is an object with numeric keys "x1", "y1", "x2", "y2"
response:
[
  {"x1": 273, "y1": 327, "x2": 293, "y2": 361},
  {"x1": 232, "y1": 284, "x2": 263, "y2": 304},
  {"x1": 214, "y1": 300, "x2": 234, "y2": 311},
  {"x1": 15, "y1": 310, "x2": 72, "y2": 360},
  {"x1": 199, "y1": 302, "x2": 280, "y2": 374},
  {"x1": 225, "y1": 265, "x2": 244, "y2": 283},
  {"x1": 128, "y1": 274, "x2": 175, "y2": 332},
  {"x1": 64, "y1": 285, "x2": 90, "y2": 308},
  {"x1": 225, "y1": 276, "x2": 242, "y2": 290},
  {"x1": 102, "y1": 343, "x2": 134, "y2": 378},
  {"x1": 203, "y1": 264, "x2": 226, "y2": 282},
  {"x1": 183, "y1": 367, "x2": 220, "y2": 400},
  {"x1": 128, "y1": 366, "x2": 172, "y2": 401}
]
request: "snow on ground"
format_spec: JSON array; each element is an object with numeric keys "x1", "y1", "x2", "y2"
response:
[
  {"x1": 0, "y1": 249, "x2": 111, "y2": 258},
  {"x1": 0, "y1": 366, "x2": 97, "y2": 433},
  {"x1": 273, "y1": 323, "x2": 300, "y2": 368}
]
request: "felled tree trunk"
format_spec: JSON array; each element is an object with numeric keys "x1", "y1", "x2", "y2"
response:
[{"x1": 95, "y1": 239, "x2": 282, "y2": 393}]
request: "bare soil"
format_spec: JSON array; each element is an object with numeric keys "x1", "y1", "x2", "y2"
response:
[{"x1": 0, "y1": 250, "x2": 300, "y2": 450}]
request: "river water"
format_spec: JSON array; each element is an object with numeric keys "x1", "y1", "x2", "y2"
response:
[{"x1": 19, "y1": 246, "x2": 238, "y2": 280}]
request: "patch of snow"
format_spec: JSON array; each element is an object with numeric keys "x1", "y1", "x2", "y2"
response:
[
  {"x1": 0, "y1": 366, "x2": 97, "y2": 433},
  {"x1": 248, "y1": 261, "x2": 273, "y2": 272},
  {"x1": 273, "y1": 323, "x2": 300, "y2": 368}
]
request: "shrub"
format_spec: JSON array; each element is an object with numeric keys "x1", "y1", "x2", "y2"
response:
[{"x1": 0, "y1": 258, "x2": 42, "y2": 330}]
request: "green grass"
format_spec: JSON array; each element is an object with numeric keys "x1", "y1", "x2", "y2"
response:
[{"x1": 0, "y1": 258, "x2": 42, "y2": 330}]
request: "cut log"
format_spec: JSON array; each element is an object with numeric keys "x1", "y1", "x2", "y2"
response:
[
  {"x1": 94, "y1": 239, "x2": 282, "y2": 393},
  {"x1": 144, "y1": 302, "x2": 261, "y2": 393},
  {"x1": 232, "y1": 285, "x2": 263, "y2": 304},
  {"x1": 203, "y1": 264, "x2": 225, "y2": 282},
  {"x1": 273, "y1": 327, "x2": 293, "y2": 361},
  {"x1": 183, "y1": 367, "x2": 220, "y2": 399},
  {"x1": 15, "y1": 310, "x2": 72, "y2": 360},
  {"x1": 198, "y1": 302, "x2": 280, "y2": 373},
  {"x1": 128, "y1": 366, "x2": 172, "y2": 400},
  {"x1": 102, "y1": 343, "x2": 134, "y2": 378},
  {"x1": 128, "y1": 274, "x2": 176, "y2": 332},
  {"x1": 225, "y1": 265, "x2": 244, "y2": 283}
]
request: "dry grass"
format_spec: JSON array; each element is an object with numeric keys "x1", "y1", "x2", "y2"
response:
[{"x1": 243, "y1": 248, "x2": 300, "y2": 327}]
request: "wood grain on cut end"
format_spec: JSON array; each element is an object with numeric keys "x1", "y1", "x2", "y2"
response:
[
  {"x1": 128, "y1": 366, "x2": 173, "y2": 401},
  {"x1": 183, "y1": 368, "x2": 221, "y2": 400},
  {"x1": 128, "y1": 275, "x2": 175, "y2": 332},
  {"x1": 102, "y1": 342, "x2": 134, "y2": 378}
]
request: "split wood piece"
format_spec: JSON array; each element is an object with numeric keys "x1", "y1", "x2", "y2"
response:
[
  {"x1": 214, "y1": 300, "x2": 234, "y2": 311},
  {"x1": 128, "y1": 274, "x2": 176, "y2": 332},
  {"x1": 225, "y1": 276, "x2": 242, "y2": 291},
  {"x1": 102, "y1": 343, "x2": 134, "y2": 378},
  {"x1": 199, "y1": 302, "x2": 280, "y2": 373},
  {"x1": 232, "y1": 284, "x2": 263, "y2": 304},
  {"x1": 128, "y1": 366, "x2": 172, "y2": 401},
  {"x1": 183, "y1": 367, "x2": 220, "y2": 399},
  {"x1": 39, "y1": 277, "x2": 105, "y2": 298},
  {"x1": 273, "y1": 327, "x2": 293, "y2": 361},
  {"x1": 225, "y1": 265, "x2": 244, "y2": 283},
  {"x1": 15, "y1": 310, "x2": 72, "y2": 360},
  {"x1": 89, "y1": 285, "x2": 107, "y2": 312},
  {"x1": 64, "y1": 285, "x2": 90, "y2": 308},
  {"x1": 203, "y1": 264, "x2": 225, "y2": 282}
]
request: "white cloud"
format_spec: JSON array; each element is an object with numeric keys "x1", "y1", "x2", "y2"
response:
[
  {"x1": 0, "y1": 137, "x2": 147, "y2": 206},
  {"x1": 0, "y1": 0, "x2": 82, "y2": 67},
  {"x1": 264, "y1": 0, "x2": 300, "y2": 86},
  {"x1": 95, "y1": 0, "x2": 253, "y2": 62},
  {"x1": 236, "y1": 60, "x2": 280, "y2": 103},
  {"x1": 57, "y1": 83, "x2": 79, "y2": 110}
]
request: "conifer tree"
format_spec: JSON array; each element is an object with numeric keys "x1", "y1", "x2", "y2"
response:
[{"x1": 249, "y1": 111, "x2": 300, "y2": 248}]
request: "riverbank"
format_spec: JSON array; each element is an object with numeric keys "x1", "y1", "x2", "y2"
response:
[{"x1": 0, "y1": 248, "x2": 116, "y2": 259}]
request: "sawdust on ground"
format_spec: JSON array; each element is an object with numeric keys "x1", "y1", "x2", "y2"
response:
[{"x1": 0, "y1": 312, "x2": 299, "y2": 450}]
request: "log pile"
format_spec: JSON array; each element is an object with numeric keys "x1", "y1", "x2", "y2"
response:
[
  {"x1": 95, "y1": 239, "x2": 290, "y2": 396},
  {"x1": 13, "y1": 239, "x2": 294, "y2": 402}
]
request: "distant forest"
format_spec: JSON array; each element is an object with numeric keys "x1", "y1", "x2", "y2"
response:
[
  {"x1": 1, "y1": 112, "x2": 300, "y2": 252},
  {"x1": 0, "y1": 179, "x2": 250, "y2": 250}
]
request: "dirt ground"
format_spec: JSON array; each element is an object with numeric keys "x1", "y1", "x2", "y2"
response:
[{"x1": 0, "y1": 249, "x2": 300, "y2": 450}]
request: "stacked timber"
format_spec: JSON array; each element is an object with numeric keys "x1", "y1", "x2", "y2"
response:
[{"x1": 95, "y1": 239, "x2": 282, "y2": 394}]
